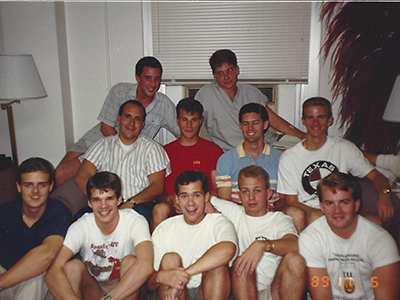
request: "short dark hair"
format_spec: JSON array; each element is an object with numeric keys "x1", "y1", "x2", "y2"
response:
[
  {"x1": 302, "y1": 97, "x2": 332, "y2": 119},
  {"x1": 176, "y1": 97, "x2": 204, "y2": 119},
  {"x1": 118, "y1": 100, "x2": 146, "y2": 122},
  {"x1": 86, "y1": 171, "x2": 122, "y2": 200},
  {"x1": 238, "y1": 165, "x2": 270, "y2": 190},
  {"x1": 209, "y1": 49, "x2": 237, "y2": 73},
  {"x1": 17, "y1": 157, "x2": 53, "y2": 184},
  {"x1": 316, "y1": 172, "x2": 361, "y2": 203},
  {"x1": 135, "y1": 56, "x2": 163, "y2": 77},
  {"x1": 174, "y1": 170, "x2": 209, "y2": 195},
  {"x1": 239, "y1": 103, "x2": 269, "y2": 123}
]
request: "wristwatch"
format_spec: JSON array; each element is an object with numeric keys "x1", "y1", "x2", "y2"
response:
[
  {"x1": 128, "y1": 197, "x2": 136, "y2": 207},
  {"x1": 104, "y1": 294, "x2": 113, "y2": 300},
  {"x1": 255, "y1": 236, "x2": 275, "y2": 252}
]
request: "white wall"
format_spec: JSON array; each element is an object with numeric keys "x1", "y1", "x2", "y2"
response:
[
  {"x1": 0, "y1": 2, "x2": 145, "y2": 167},
  {"x1": 0, "y1": 2, "x2": 341, "y2": 168}
]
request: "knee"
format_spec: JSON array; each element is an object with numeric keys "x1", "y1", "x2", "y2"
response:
[
  {"x1": 281, "y1": 252, "x2": 306, "y2": 276},
  {"x1": 121, "y1": 255, "x2": 137, "y2": 269},
  {"x1": 160, "y1": 252, "x2": 183, "y2": 270},
  {"x1": 152, "y1": 202, "x2": 172, "y2": 220},
  {"x1": 284, "y1": 206, "x2": 306, "y2": 232},
  {"x1": 63, "y1": 259, "x2": 86, "y2": 277},
  {"x1": 307, "y1": 210, "x2": 323, "y2": 226}
]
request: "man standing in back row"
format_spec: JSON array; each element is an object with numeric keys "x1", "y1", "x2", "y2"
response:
[{"x1": 195, "y1": 49, "x2": 305, "y2": 152}]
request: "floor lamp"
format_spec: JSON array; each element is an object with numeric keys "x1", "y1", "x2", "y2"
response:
[{"x1": 0, "y1": 54, "x2": 47, "y2": 166}]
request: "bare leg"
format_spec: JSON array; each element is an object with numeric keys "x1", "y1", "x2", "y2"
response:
[
  {"x1": 279, "y1": 206, "x2": 306, "y2": 233},
  {"x1": 120, "y1": 255, "x2": 140, "y2": 300},
  {"x1": 157, "y1": 253, "x2": 187, "y2": 300},
  {"x1": 201, "y1": 264, "x2": 230, "y2": 300},
  {"x1": 271, "y1": 252, "x2": 307, "y2": 300},
  {"x1": 151, "y1": 202, "x2": 172, "y2": 233},
  {"x1": 55, "y1": 151, "x2": 83, "y2": 187},
  {"x1": 63, "y1": 259, "x2": 103, "y2": 300},
  {"x1": 232, "y1": 264, "x2": 257, "y2": 300}
]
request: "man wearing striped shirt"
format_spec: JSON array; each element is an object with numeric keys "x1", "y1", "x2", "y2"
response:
[
  {"x1": 75, "y1": 100, "x2": 170, "y2": 223},
  {"x1": 216, "y1": 103, "x2": 282, "y2": 204}
]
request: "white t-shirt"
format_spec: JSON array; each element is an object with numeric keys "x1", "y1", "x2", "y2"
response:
[
  {"x1": 64, "y1": 209, "x2": 151, "y2": 282},
  {"x1": 299, "y1": 216, "x2": 400, "y2": 300},
  {"x1": 278, "y1": 136, "x2": 373, "y2": 208},
  {"x1": 152, "y1": 213, "x2": 238, "y2": 289},
  {"x1": 211, "y1": 197, "x2": 298, "y2": 291}
]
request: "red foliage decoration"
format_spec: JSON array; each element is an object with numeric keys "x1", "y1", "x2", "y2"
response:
[{"x1": 321, "y1": 2, "x2": 400, "y2": 154}]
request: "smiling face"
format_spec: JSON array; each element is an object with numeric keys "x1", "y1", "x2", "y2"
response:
[
  {"x1": 239, "y1": 112, "x2": 269, "y2": 144},
  {"x1": 17, "y1": 171, "x2": 53, "y2": 212},
  {"x1": 176, "y1": 180, "x2": 210, "y2": 225},
  {"x1": 88, "y1": 188, "x2": 122, "y2": 230},
  {"x1": 135, "y1": 66, "x2": 161, "y2": 100},
  {"x1": 117, "y1": 103, "x2": 145, "y2": 145},
  {"x1": 177, "y1": 109, "x2": 203, "y2": 143},
  {"x1": 319, "y1": 186, "x2": 360, "y2": 238},
  {"x1": 302, "y1": 105, "x2": 333, "y2": 139},
  {"x1": 213, "y1": 62, "x2": 239, "y2": 92},
  {"x1": 239, "y1": 176, "x2": 272, "y2": 217}
]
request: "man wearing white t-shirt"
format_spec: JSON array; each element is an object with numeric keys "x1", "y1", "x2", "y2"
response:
[
  {"x1": 148, "y1": 170, "x2": 237, "y2": 300},
  {"x1": 277, "y1": 97, "x2": 394, "y2": 231},
  {"x1": 46, "y1": 171, "x2": 153, "y2": 300},
  {"x1": 299, "y1": 172, "x2": 400, "y2": 300},
  {"x1": 208, "y1": 165, "x2": 307, "y2": 300}
]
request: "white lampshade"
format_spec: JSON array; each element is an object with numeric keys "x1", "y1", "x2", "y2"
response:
[
  {"x1": 0, "y1": 54, "x2": 47, "y2": 101},
  {"x1": 383, "y1": 75, "x2": 400, "y2": 122}
]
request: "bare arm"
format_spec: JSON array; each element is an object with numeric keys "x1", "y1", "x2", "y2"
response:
[
  {"x1": 265, "y1": 105, "x2": 305, "y2": 140},
  {"x1": 45, "y1": 246, "x2": 78, "y2": 300},
  {"x1": 108, "y1": 241, "x2": 154, "y2": 300},
  {"x1": 373, "y1": 262, "x2": 400, "y2": 300},
  {"x1": 75, "y1": 159, "x2": 97, "y2": 196},
  {"x1": 217, "y1": 187, "x2": 232, "y2": 201},
  {"x1": 307, "y1": 267, "x2": 333, "y2": 300},
  {"x1": 147, "y1": 267, "x2": 190, "y2": 292},
  {"x1": 365, "y1": 169, "x2": 394, "y2": 222},
  {"x1": 185, "y1": 241, "x2": 236, "y2": 277},
  {"x1": 210, "y1": 170, "x2": 218, "y2": 197},
  {"x1": 100, "y1": 122, "x2": 117, "y2": 137},
  {"x1": 234, "y1": 234, "x2": 298, "y2": 277},
  {"x1": 119, "y1": 170, "x2": 166, "y2": 209},
  {"x1": 0, "y1": 235, "x2": 63, "y2": 288}
]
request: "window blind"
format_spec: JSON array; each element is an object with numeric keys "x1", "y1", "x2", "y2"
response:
[{"x1": 152, "y1": 2, "x2": 311, "y2": 84}]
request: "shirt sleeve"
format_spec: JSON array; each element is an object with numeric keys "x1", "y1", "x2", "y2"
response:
[
  {"x1": 146, "y1": 142, "x2": 171, "y2": 177},
  {"x1": 211, "y1": 215, "x2": 238, "y2": 263},
  {"x1": 299, "y1": 229, "x2": 326, "y2": 268},
  {"x1": 82, "y1": 138, "x2": 105, "y2": 170},
  {"x1": 159, "y1": 95, "x2": 180, "y2": 138},
  {"x1": 127, "y1": 211, "x2": 152, "y2": 249},
  {"x1": 216, "y1": 154, "x2": 233, "y2": 188},
  {"x1": 345, "y1": 140, "x2": 374, "y2": 178},
  {"x1": 98, "y1": 83, "x2": 125, "y2": 128},
  {"x1": 42, "y1": 201, "x2": 72, "y2": 241},
  {"x1": 277, "y1": 151, "x2": 299, "y2": 195},
  {"x1": 376, "y1": 154, "x2": 400, "y2": 177},
  {"x1": 63, "y1": 220, "x2": 85, "y2": 255},
  {"x1": 275, "y1": 213, "x2": 298, "y2": 237}
]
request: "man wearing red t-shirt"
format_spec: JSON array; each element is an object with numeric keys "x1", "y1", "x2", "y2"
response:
[{"x1": 151, "y1": 97, "x2": 223, "y2": 231}]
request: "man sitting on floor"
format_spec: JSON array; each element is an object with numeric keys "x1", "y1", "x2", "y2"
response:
[
  {"x1": 0, "y1": 157, "x2": 71, "y2": 300},
  {"x1": 299, "y1": 172, "x2": 400, "y2": 300},
  {"x1": 46, "y1": 171, "x2": 153, "y2": 300},
  {"x1": 208, "y1": 165, "x2": 307, "y2": 300},
  {"x1": 148, "y1": 170, "x2": 237, "y2": 300},
  {"x1": 151, "y1": 97, "x2": 223, "y2": 231}
]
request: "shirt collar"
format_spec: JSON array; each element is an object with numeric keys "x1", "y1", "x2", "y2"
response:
[{"x1": 237, "y1": 140, "x2": 270, "y2": 158}]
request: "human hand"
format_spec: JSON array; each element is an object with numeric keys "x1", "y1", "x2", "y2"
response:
[
  {"x1": 233, "y1": 240, "x2": 264, "y2": 277},
  {"x1": 164, "y1": 286, "x2": 183, "y2": 300},
  {"x1": 377, "y1": 194, "x2": 394, "y2": 222},
  {"x1": 157, "y1": 268, "x2": 190, "y2": 290}
]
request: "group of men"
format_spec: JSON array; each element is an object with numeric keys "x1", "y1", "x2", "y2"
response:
[{"x1": 1, "y1": 49, "x2": 399, "y2": 300}]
